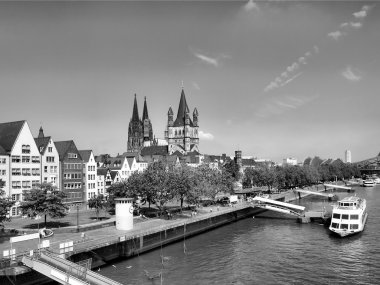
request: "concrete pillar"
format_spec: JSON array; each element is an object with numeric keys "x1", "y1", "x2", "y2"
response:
[{"x1": 115, "y1": 198, "x2": 134, "y2": 231}]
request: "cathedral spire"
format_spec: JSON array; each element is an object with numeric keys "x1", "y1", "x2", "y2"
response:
[
  {"x1": 132, "y1": 94, "x2": 140, "y2": 121},
  {"x1": 142, "y1": 96, "x2": 149, "y2": 120}
]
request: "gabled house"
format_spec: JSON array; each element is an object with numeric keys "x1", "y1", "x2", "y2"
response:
[
  {"x1": 79, "y1": 150, "x2": 97, "y2": 201},
  {"x1": 96, "y1": 168, "x2": 106, "y2": 197},
  {"x1": 0, "y1": 120, "x2": 41, "y2": 216},
  {"x1": 54, "y1": 140, "x2": 84, "y2": 206},
  {"x1": 34, "y1": 127, "x2": 60, "y2": 188}
]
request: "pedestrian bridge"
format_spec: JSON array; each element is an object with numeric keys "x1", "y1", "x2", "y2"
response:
[
  {"x1": 252, "y1": 196, "x2": 305, "y2": 217},
  {"x1": 294, "y1": 189, "x2": 337, "y2": 199},
  {"x1": 22, "y1": 251, "x2": 123, "y2": 285}
]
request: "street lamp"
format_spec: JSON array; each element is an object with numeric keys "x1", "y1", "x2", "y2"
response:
[{"x1": 76, "y1": 204, "x2": 79, "y2": 232}]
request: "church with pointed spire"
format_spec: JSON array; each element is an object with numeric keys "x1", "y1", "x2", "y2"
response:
[
  {"x1": 127, "y1": 94, "x2": 154, "y2": 152},
  {"x1": 165, "y1": 87, "x2": 199, "y2": 155}
]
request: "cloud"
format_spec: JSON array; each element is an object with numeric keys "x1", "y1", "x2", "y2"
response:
[
  {"x1": 298, "y1": 57, "x2": 307, "y2": 65},
  {"x1": 280, "y1": 72, "x2": 303, "y2": 87},
  {"x1": 193, "y1": 52, "x2": 219, "y2": 67},
  {"x1": 313, "y1": 45, "x2": 319, "y2": 54},
  {"x1": 244, "y1": 0, "x2": 259, "y2": 12},
  {"x1": 328, "y1": 30, "x2": 344, "y2": 40},
  {"x1": 287, "y1": 62, "x2": 299, "y2": 73},
  {"x1": 353, "y1": 10, "x2": 367, "y2": 19},
  {"x1": 192, "y1": 82, "x2": 200, "y2": 90},
  {"x1": 342, "y1": 66, "x2": 362, "y2": 82},
  {"x1": 350, "y1": 22, "x2": 362, "y2": 29},
  {"x1": 256, "y1": 94, "x2": 319, "y2": 118},
  {"x1": 199, "y1": 130, "x2": 214, "y2": 140}
]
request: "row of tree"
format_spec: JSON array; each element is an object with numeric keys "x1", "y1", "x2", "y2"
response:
[
  {"x1": 242, "y1": 160, "x2": 361, "y2": 191},
  {"x1": 107, "y1": 161, "x2": 234, "y2": 212}
]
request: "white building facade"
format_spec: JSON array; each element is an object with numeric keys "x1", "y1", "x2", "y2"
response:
[{"x1": 79, "y1": 150, "x2": 97, "y2": 201}]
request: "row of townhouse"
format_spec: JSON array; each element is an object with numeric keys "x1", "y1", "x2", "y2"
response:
[{"x1": 0, "y1": 120, "x2": 150, "y2": 216}]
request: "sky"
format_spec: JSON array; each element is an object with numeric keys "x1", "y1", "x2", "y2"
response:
[{"x1": 0, "y1": 1, "x2": 379, "y2": 163}]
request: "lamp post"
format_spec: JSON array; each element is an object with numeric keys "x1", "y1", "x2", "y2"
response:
[{"x1": 76, "y1": 203, "x2": 79, "y2": 232}]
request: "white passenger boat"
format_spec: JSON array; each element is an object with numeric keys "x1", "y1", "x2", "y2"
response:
[
  {"x1": 362, "y1": 179, "x2": 375, "y2": 187},
  {"x1": 329, "y1": 196, "x2": 368, "y2": 237}
]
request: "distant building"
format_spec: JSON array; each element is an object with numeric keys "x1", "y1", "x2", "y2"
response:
[
  {"x1": 0, "y1": 120, "x2": 41, "y2": 216},
  {"x1": 165, "y1": 88, "x2": 199, "y2": 155},
  {"x1": 345, "y1": 150, "x2": 352, "y2": 163},
  {"x1": 55, "y1": 140, "x2": 84, "y2": 206},
  {"x1": 127, "y1": 95, "x2": 153, "y2": 152},
  {"x1": 34, "y1": 127, "x2": 60, "y2": 188},
  {"x1": 79, "y1": 150, "x2": 97, "y2": 201},
  {"x1": 283, "y1": 157, "x2": 297, "y2": 166}
]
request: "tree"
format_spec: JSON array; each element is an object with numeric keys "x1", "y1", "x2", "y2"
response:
[
  {"x1": 20, "y1": 183, "x2": 68, "y2": 228},
  {"x1": 169, "y1": 164, "x2": 193, "y2": 211},
  {"x1": 0, "y1": 180, "x2": 14, "y2": 228},
  {"x1": 88, "y1": 195, "x2": 107, "y2": 220}
]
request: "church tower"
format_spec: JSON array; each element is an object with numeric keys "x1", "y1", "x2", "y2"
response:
[
  {"x1": 142, "y1": 96, "x2": 153, "y2": 146},
  {"x1": 127, "y1": 94, "x2": 144, "y2": 152},
  {"x1": 166, "y1": 88, "x2": 199, "y2": 155}
]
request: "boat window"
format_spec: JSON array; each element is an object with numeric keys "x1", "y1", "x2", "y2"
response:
[
  {"x1": 340, "y1": 224, "x2": 348, "y2": 229},
  {"x1": 350, "y1": 224, "x2": 359, "y2": 230},
  {"x1": 332, "y1": 213, "x2": 341, "y2": 219},
  {"x1": 350, "y1": 214, "x2": 359, "y2": 220},
  {"x1": 342, "y1": 214, "x2": 349, "y2": 220},
  {"x1": 331, "y1": 223, "x2": 339, "y2": 229},
  {"x1": 333, "y1": 213, "x2": 340, "y2": 219}
]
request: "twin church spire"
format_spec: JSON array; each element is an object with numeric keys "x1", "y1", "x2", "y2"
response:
[{"x1": 127, "y1": 94, "x2": 153, "y2": 152}]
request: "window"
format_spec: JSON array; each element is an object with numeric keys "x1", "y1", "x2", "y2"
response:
[
  {"x1": 350, "y1": 224, "x2": 359, "y2": 229},
  {"x1": 12, "y1": 156, "x2": 21, "y2": 163},
  {"x1": 341, "y1": 214, "x2": 349, "y2": 220},
  {"x1": 68, "y1": 153, "x2": 78, "y2": 159},
  {"x1": 22, "y1": 145, "x2": 30, "y2": 154},
  {"x1": 48, "y1": 147, "x2": 53, "y2": 152},
  {"x1": 350, "y1": 214, "x2": 359, "y2": 220},
  {"x1": 332, "y1": 213, "x2": 340, "y2": 219},
  {"x1": 0, "y1": 158, "x2": 6, "y2": 164},
  {"x1": 44, "y1": 166, "x2": 48, "y2": 173},
  {"x1": 12, "y1": 168, "x2": 21, "y2": 176},
  {"x1": 12, "y1": 181, "x2": 21, "y2": 189},
  {"x1": 32, "y1": 180, "x2": 39, "y2": 187},
  {"x1": 22, "y1": 181, "x2": 31, "y2": 189},
  {"x1": 22, "y1": 168, "x2": 31, "y2": 176},
  {"x1": 32, "y1": 168, "x2": 40, "y2": 176},
  {"x1": 22, "y1": 156, "x2": 30, "y2": 163},
  {"x1": 0, "y1": 170, "x2": 6, "y2": 176},
  {"x1": 340, "y1": 224, "x2": 348, "y2": 229},
  {"x1": 46, "y1": 156, "x2": 55, "y2": 163},
  {"x1": 32, "y1": 156, "x2": 40, "y2": 163}
]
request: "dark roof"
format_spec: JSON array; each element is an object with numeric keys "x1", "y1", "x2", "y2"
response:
[
  {"x1": 0, "y1": 120, "x2": 25, "y2": 153},
  {"x1": 55, "y1": 140, "x2": 82, "y2": 161},
  {"x1": 110, "y1": 170, "x2": 119, "y2": 180},
  {"x1": 0, "y1": 145, "x2": 7, "y2": 155},
  {"x1": 142, "y1": 97, "x2": 149, "y2": 120},
  {"x1": 97, "y1": 168, "x2": 108, "y2": 176},
  {"x1": 126, "y1": 157, "x2": 135, "y2": 169},
  {"x1": 141, "y1": 145, "x2": 168, "y2": 156},
  {"x1": 132, "y1": 94, "x2": 140, "y2": 122},
  {"x1": 34, "y1": 136, "x2": 51, "y2": 154},
  {"x1": 173, "y1": 89, "x2": 194, "y2": 127},
  {"x1": 78, "y1": 150, "x2": 92, "y2": 162}
]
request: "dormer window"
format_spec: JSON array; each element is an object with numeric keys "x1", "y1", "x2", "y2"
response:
[
  {"x1": 22, "y1": 145, "x2": 31, "y2": 154},
  {"x1": 68, "y1": 153, "x2": 77, "y2": 159}
]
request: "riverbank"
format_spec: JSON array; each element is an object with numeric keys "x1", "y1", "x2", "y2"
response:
[{"x1": 0, "y1": 190, "x2": 310, "y2": 285}]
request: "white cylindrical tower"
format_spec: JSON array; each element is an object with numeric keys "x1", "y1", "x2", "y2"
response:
[{"x1": 115, "y1": 198, "x2": 134, "y2": 231}]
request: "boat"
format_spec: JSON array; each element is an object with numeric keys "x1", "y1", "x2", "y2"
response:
[
  {"x1": 362, "y1": 179, "x2": 375, "y2": 187},
  {"x1": 329, "y1": 196, "x2": 368, "y2": 237},
  {"x1": 39, "y1": 228, "x2": 54, "y2": 238},
  {"x1": 374, "y1": 177, "x2": 380, "y2": 184}
]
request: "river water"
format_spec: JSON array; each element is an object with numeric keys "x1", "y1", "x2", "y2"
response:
[{"x1": 99, "y1": 186, "x2": 380, "y2": 285}]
